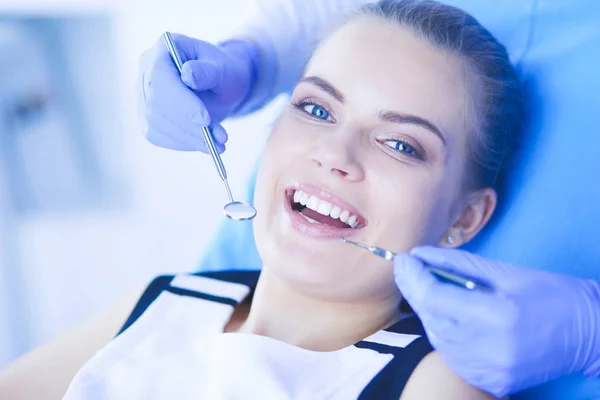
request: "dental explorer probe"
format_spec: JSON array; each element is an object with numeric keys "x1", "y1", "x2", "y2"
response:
[
  {"x1": 341, "y1": 238, "x2": 497, "y2": 294},
  {"x1": 162, "y1": 32, "x2": 257, "y2": 221}
]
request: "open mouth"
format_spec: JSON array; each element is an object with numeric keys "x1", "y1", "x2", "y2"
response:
[{"x1": 286, "y1": 188, "x2": 367, "y2": 230}]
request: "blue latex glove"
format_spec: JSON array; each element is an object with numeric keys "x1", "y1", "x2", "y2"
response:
[
  {"x1": 393, "y1": 246, "x2": 600, "y2": 397},
  {"x1": 138, "y1": 33, "x2": 259, "y2": 152}
]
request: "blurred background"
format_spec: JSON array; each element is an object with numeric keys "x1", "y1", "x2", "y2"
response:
[{"x1": 0, "y1": 0, "x2": 280, "y2": 367}]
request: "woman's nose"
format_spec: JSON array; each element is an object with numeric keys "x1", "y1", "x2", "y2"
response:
[{"x1": 309, "y1": 132, "x2": 365, "y2": 181}]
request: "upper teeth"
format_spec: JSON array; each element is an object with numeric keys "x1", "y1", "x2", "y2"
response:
[{"x1": 292, "y1": 190, "x2": 361, "y2": 228}]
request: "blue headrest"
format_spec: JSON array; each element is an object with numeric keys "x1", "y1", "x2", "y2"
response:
[{"x1": 199, "y1": 1, "x2": 600, "y2": 397}]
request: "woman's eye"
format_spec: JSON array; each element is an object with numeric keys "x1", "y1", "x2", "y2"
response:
[
  {"x1": 302, "y1": 104, "x2": 332, "y2": 121},
  {"x1": 383, "y1": 139, "x2": 420, "y2": 157},
  {"x1": 291, "y1": 98, "x2": 335, "y2": 122}
]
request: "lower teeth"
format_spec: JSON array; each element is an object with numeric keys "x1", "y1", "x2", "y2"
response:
[
  {"x1": 296, "y1": 210, "x2": 352, "y2": 228},
  {"x1": 300, "y1": 213, "x2": 321, "y2": 224},
  {"x1": 292, "y1": 200, "x2": 355, "y2": 228}
]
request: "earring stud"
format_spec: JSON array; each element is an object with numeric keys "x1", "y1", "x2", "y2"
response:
[{"x1": 446, "y1": 236, "x2": 455, "y2": 245}]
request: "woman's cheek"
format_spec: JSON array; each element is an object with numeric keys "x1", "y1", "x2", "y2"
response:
[{"x1": 374, "y1": 170, "x2": 440, "y2": 235}]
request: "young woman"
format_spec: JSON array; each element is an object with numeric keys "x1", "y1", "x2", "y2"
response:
[{"x1": 3, "y1": 1, "x2": 523, "y2": 398}]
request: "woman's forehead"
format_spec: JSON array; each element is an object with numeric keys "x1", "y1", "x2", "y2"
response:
[{"x1": 304, "y1": 17, "x2": 470, "y2": 133}]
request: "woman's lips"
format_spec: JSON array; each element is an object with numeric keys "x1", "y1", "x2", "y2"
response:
[{"x1": 283, "y1": 190, "x2": 364, "y2": 239}]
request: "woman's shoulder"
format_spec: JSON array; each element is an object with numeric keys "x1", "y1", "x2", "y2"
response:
[
  {"x1": 0, "y1": 287, "x2": 144, "y2": 400},
  {"x1": 400, "y1": 351, "x2": 497, "y2": 400},
  {"x1": 368, "y1": 317, "x2": 495, "y2": 399}
]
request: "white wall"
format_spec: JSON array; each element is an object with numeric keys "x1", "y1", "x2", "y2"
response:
[{"x1": 0, "y1": 0, "x2": 282, "y2": 366}]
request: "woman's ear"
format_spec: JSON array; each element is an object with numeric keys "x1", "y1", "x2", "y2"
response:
[{"x1": 439, "y1": 187, "x2": 497, "y2": 247}]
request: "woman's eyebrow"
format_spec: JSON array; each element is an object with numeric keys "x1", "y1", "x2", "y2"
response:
[
  {"x1": 298, "y1": 76, "x2": 446, "y2": 146},
  {"x1": 298, "y1": 76, "x2": 345, "y2": 103},
  {"x1": 378, "y1": 110, "x2": 446, "y2": 145}
]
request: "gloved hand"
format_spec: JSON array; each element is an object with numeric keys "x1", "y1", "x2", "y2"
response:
[
  {"x1": 138, "y1": 33, "x2": 259, "y2": 152},
  {"x1": 393, "y1": 246, "x2": 600, "y2": 397}
]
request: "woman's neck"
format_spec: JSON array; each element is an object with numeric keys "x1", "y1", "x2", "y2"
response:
[{"x1": 235, "y1": 268, "x2": 403, "y2": 352}]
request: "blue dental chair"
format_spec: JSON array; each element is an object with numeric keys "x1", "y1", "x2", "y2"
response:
[{"x1": 198, "y1": 1, "x2": 600, "y2": 398}]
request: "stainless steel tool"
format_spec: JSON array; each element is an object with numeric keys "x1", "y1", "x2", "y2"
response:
[
  {"x1": 163, "y1": 32, "x2": 257, "y2": 221},
  {"x1": 341, "y1": 238, "x2": 496, "y2": 294}
]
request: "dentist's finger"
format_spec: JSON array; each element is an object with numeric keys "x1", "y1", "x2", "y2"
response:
[
  {"x1": 182, "y1": 60, "x2": 224, "y2": 92},
  {"x1": 394, "y1": 253, "x2": 503, "y2": 322},
  {"x1": 410, "y1": 246, "x2": 514, "y2": 281}
]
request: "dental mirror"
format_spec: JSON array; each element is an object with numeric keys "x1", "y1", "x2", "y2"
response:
[
  {"x1": 223, "y1": 200, "x2": 257, "y2": 221},
  {"x1": 162, "y1": 31, "x2": 257, "y2": 221}
]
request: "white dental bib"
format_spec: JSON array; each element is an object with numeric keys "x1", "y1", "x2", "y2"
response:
[{"x1": 63, "y1": 271, "x2": 432, "y2": 400}]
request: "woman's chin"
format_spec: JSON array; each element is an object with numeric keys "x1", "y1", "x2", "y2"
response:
[{"x1": 261, "y1": 239, "x2": 352, "y2": 279}]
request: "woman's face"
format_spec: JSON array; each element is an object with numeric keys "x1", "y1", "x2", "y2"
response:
[{"x1": 253, "y1": 17, "x2": 483, "y2": 301}]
